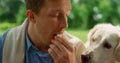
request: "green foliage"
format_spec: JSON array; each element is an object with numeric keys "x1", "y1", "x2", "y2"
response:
[
  {"x1": 68, "y1": 0, "x2": 120, "y2": 29},
  {"x1": 0, "y1": 22, "x2": 17, "y2": 34},
  {"x1": 0, "y1": 0, "x2": 23, "y2": 23},
  {"x1": 16, "y1": 4, "x2": 26, "y2": 24},
  {"x1": 66, "y1": 28, "x2": 89, "y2": 42}
]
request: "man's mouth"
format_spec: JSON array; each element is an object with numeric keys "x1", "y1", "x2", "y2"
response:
[
  {"x1": 53, "y1": 34, "x2": 57, "y2": 39},
  {"x1": 53, "y1": 32, "x2": 63, "y2": 39},
  {"x1": 53, "y1": 34, "x2": 57, "y2": 37}
]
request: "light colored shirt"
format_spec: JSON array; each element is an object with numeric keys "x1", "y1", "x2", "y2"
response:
[{"x1": 0, "y1": 31, "x2": 54, "y2": 63}]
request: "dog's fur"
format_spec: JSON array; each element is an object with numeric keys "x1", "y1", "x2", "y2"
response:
[{"x1": 82, "y1": 24, "x2": 120, "y2": 63}]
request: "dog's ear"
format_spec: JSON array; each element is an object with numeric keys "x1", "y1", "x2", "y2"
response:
[
  {"x1": 114, "y1": 27, "x2": 120, "y2": 62},
  {"x1": 87, "y1": 25, "x2": 98, "y2": 45},
  {"x1": 114, "y1": 37, "x2": 120, "y2": 62}
]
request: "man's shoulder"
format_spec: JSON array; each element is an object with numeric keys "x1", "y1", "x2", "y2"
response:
[
  {"x1": 0, "y1": 35, "x2": 3, "y2": 45},
  {"x1": 0, "y1": 30, "x2": 9, "y2": 63},
  {"x1": 0, "y1": 30, "x2": 9, "y2": 46}
]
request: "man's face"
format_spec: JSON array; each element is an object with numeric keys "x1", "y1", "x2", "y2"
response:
[{"x1": 34, "y1": 0, "x2": 71, "y2": 47}]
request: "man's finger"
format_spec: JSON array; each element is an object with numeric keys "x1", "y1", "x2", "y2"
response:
[
  {"x1": 48, "y1": 48, "x2": 57, "y2": 59},
  {"x1": 55, "y1": 36, "x2": 74, "y2": 52},
  {"x1": 51, "y1": 39, "x2": 67, "y2": 53}
]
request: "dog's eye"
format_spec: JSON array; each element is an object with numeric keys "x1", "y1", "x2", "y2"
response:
[
  {"x1": 91, "y1": 37, "x2": 96, "y2": 42},
  {"x1": 103, "y1": 41, "x2": 112, "y2": 49}
]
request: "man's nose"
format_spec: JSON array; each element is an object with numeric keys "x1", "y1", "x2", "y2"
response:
[
  {"x1": 59, "y1": 16, "x2": 68, "y2": 29},
  {"x1": 81, "y1": 52, "x2": 92, "y2": 63}
]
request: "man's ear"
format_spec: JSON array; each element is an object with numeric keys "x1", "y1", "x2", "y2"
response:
[
  {"x1": 114, "y1": 38, "x2": 120, "y2": 62},
  {"x1": 26, "y1": 10, "x2": 36, "y2": 23}
]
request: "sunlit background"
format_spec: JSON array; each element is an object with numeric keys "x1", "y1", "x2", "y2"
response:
[{"x1": 0, "y1": 0, "x2": 120, "y2": 42}]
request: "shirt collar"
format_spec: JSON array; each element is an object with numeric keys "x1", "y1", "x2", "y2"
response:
[
  {"x1": 25, "y1": 32, "x2": 50, "y2": 57},
  {"x1": 26, "y1": 32, "x2": 32, "y2": 51}
]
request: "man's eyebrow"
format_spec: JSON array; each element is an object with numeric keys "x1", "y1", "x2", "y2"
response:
[{"x1": 53, "y1": 8, "x2": 71, "y2": 12}]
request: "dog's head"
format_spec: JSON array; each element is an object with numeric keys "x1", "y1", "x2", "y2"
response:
[{"x1": 81, "y1": 24, "x2": 120, "y2": 63}]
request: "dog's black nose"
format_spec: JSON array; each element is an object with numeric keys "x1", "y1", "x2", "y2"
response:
[{"x1": 81, "y1": 54, "x2": 91, "y2": 63}]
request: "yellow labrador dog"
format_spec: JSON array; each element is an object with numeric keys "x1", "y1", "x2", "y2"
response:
[{"x1": 81, "y1": 24, "x2": 120, "y2": 63}]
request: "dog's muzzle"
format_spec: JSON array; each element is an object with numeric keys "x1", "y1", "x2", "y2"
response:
[{"x1": 81, "y1": 52, "x2": 92, "y2": 63}]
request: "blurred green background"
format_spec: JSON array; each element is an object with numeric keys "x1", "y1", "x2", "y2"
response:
[{"x1": 0, "y1": 0, "x2": 120, "y2": 42}]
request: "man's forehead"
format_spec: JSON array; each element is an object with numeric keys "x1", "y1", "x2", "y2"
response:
[
  {"x1": 45, "y1": 0, "x2": 71, "y2": 9},
  {"x1": 49, "y1": 0, "x2": 71, "y2": 4},
  {"x1": 46, "y1": 0, "x2": 71, "y2": 12}
]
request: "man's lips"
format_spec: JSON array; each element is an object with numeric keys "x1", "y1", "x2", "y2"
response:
[
  {"x1": 54, "y1": 32, "x2": 64, "y2": 35},
  {"x1": 53, "y1": 32, "x2": 64, "y2": 39},
  {"x1": 53, "y1": 34, "x2": 57, "y2": 37}
]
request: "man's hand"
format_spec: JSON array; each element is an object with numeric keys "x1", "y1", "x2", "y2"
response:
[{"x1": 48, "y1": 36, "x2": 77, "y2": 63}]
